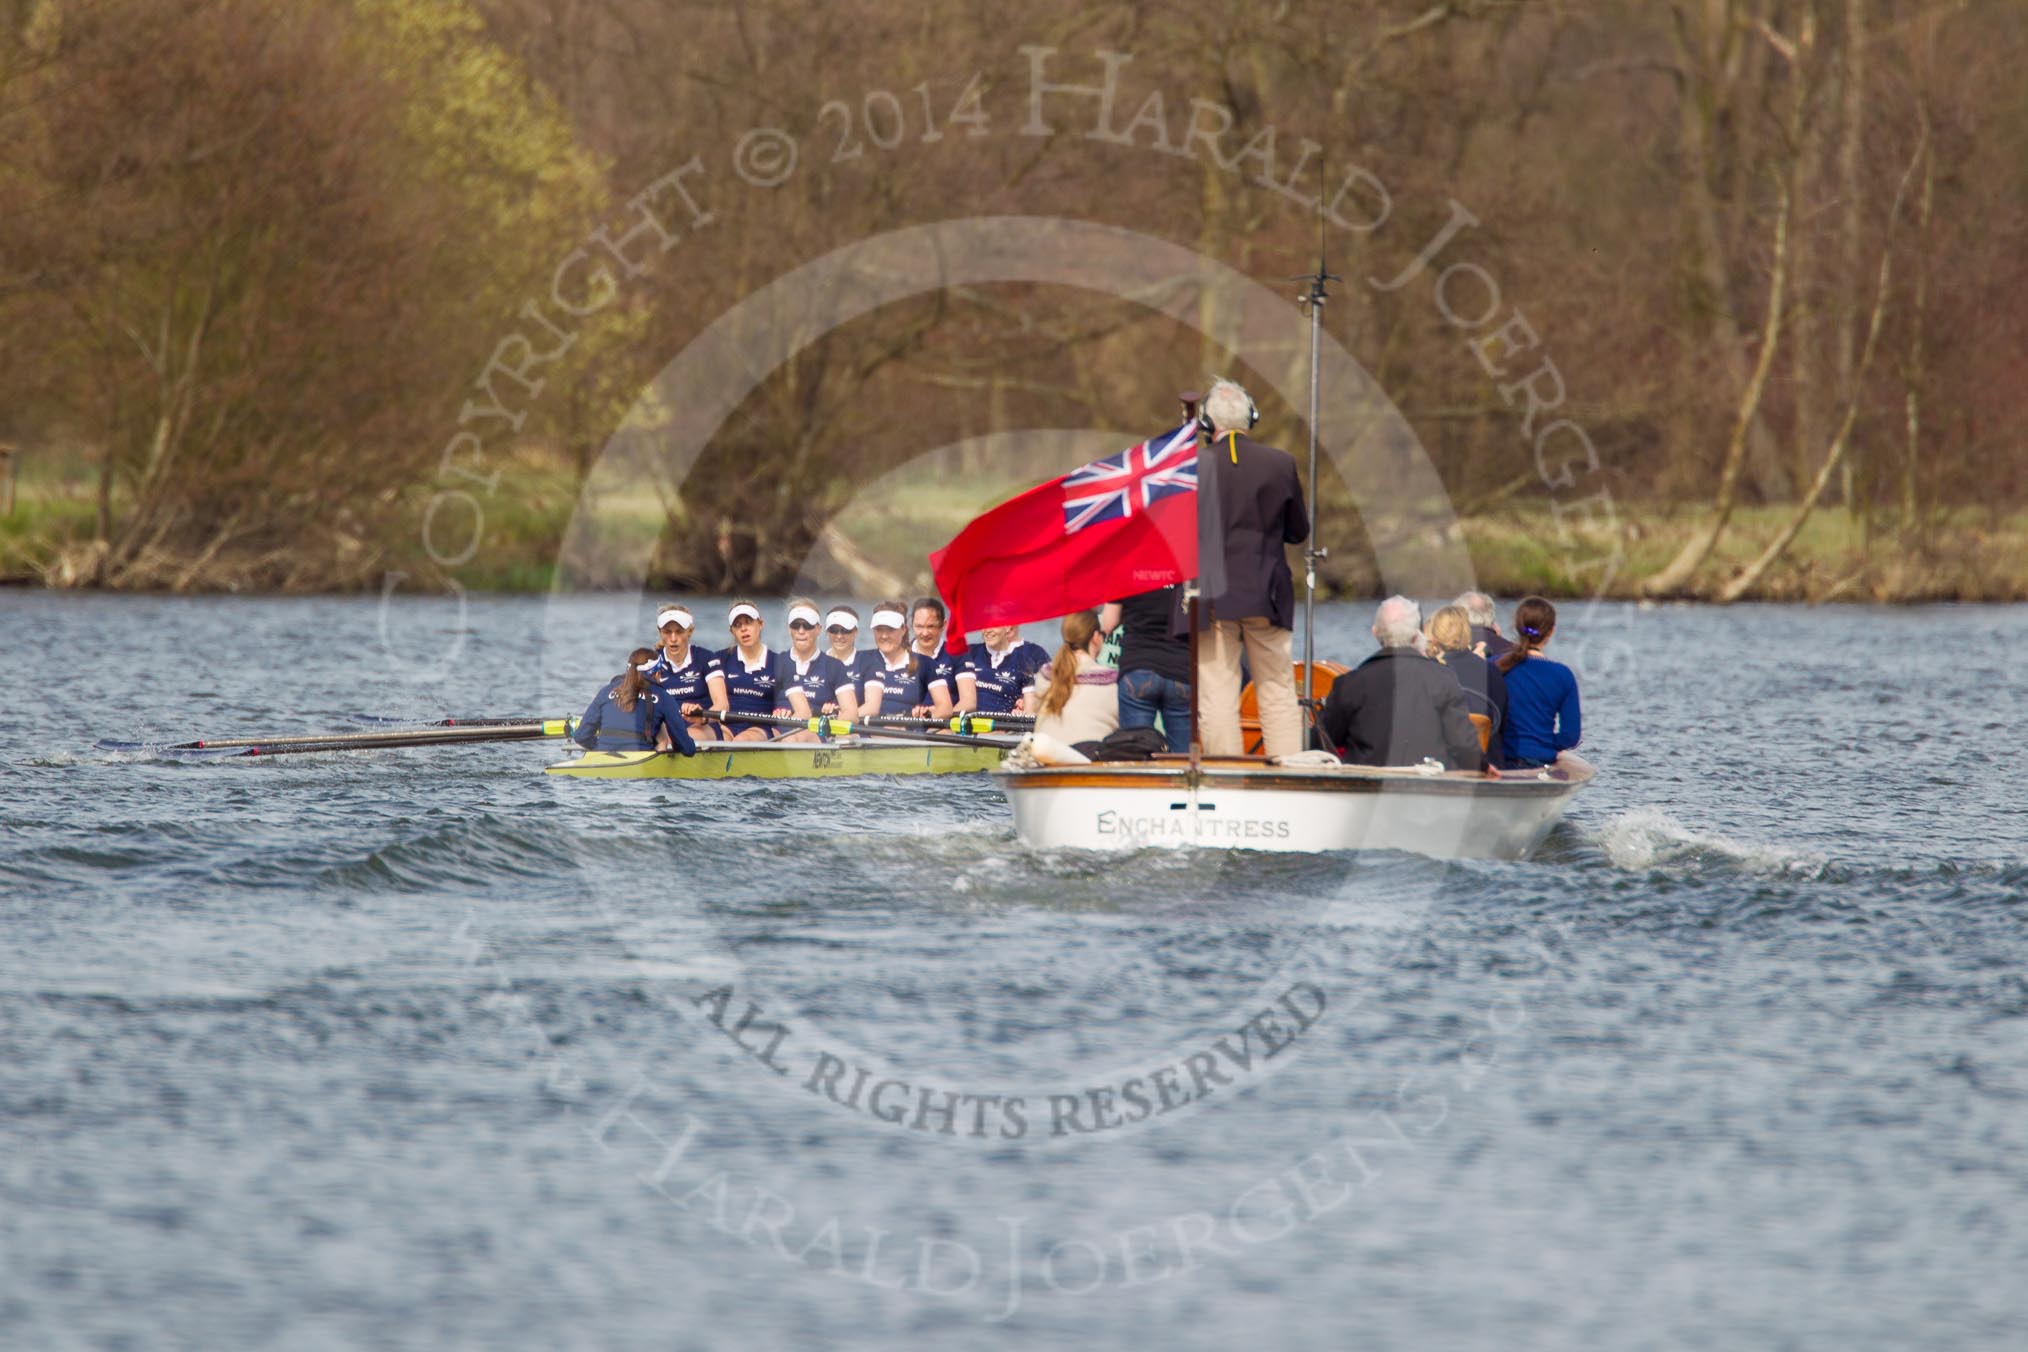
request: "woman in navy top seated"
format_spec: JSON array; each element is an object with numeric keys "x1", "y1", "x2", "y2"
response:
[
  {"x1": 774, "y1": 596, "x2": 859, "y2": 740},
  {"x1": 859, "y1": 599, "x2": 927, "y2": 717},
  {"x1": 1496, "y1": 597, "x2": 1581, "y2": 770},
  {"x1": 646, "y1": 602, "x2": 728, "y2": 741},
  {"x1": 718, "y1": 599, "x2": 790, "y2": 741},
  {"x1": 824, "y1": 605, "x2": 864, "y2": 685},
  {"x1": 574, "y1": 648, "x2": 697, "y2": 755},
  {"x1": 959, "y1": 624, "x2": 1051, "y2": 715}
]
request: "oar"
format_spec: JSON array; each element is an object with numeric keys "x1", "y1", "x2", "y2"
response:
[
  {"x1": 346, "y1": 714, "x2": 555, "y2": 730},
  {"x1": 213, "y1": 725, "x2": 572, "y2": 758},
  {"x1": 862, "y1": 713, "x2": 1034, "y2": 735},
  {"x1": 708, "y1": 710, "x2": 1016, "y2": 749},
  {"x1": 98, "y1": 720, "x2": 572, "y2": 754}
]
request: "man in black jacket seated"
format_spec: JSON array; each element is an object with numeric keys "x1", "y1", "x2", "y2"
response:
[
  {"x1": 1320, "y1": 596, "x2": 1487, "y2": 770},
  {"x1": 1457, "y1": 590, "x2": 1513, "y2": 661}
]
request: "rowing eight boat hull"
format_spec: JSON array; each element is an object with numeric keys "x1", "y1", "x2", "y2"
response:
[
  {"x1": 545, "y1": 738, "x2": 1008, "y2": 780},
  {"x1": 993, "y1": 756, "x2": 1594, "y2": 859}
]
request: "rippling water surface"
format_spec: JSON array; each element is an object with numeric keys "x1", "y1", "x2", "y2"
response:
[{"x1": 3, "y1": 594, "x2": 2025, "y2": 1349}]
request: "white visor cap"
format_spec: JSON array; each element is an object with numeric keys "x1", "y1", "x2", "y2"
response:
[
  {"x1": 824, "y1": 610, "x2": 859, "y2": 631},
  {"x1": 656, "y1": 606, "x2": 695, "y2": 630},
  {"x1": 727, "y1": 603, "x2": 762, "y2": 624},
  {"x1": 870, "y1": 609, "x2": 907, "y2": 630},
  {"x1": 788, "y1": 605, "x2": 822, "y2": 627}
]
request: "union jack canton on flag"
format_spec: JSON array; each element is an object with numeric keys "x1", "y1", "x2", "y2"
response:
[{"x1": 1061, "y1": 423, "x2": 1199, "y2": 533}]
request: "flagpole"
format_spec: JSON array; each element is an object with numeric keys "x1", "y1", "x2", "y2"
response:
[
  {"x1": 1296, "y1": 228, "x2": 1339, "y2": 751},
  {"x1": 1180, "y1": 390, "x2": 1203, "y2": 774}
]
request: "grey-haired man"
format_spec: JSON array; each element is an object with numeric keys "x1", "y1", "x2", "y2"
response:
[
  {"x1": 1195, "y1": 378, "x2": 1310, "y2": 758},
  {"x1": 1456, "y1": 591, "x2": 1513, "y2": 661}
]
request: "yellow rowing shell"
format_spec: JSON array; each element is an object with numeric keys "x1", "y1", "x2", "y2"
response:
[{"x1": 544, "y1": 737, "x2": 1010, "y2": 780}]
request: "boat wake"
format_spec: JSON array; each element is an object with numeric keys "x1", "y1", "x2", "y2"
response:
[{"x1": 1585, "y1": 806, "x2": 1830, "y2": 877}]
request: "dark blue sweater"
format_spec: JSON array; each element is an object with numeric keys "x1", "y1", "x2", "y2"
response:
[
  {"x1": 573, "y1": 679, "x2": 696, "y2": 755},
  {"x1": 1499, "y1": 655, "x2": 1581, "y2": 767}
]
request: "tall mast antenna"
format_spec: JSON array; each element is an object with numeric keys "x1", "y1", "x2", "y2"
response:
[{"x1": 1295, "y1": 193, "x2": 1339, "y2": 750}]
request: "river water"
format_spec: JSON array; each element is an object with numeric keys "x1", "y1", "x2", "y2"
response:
[{"x1": 2, "y1": 593, "x2": 2024, "y2": 1350}]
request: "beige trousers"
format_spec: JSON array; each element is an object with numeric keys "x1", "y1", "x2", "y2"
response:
[{"x1": 1198, "y1": 617, "x2": 1300, "y2": 758}]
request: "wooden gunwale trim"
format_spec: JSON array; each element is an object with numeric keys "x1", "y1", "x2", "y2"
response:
[{"x1": 993, "y1": 764, "x2": 1591, "y2": 797}]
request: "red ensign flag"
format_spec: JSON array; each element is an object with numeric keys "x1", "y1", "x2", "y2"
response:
[{"x1": 929, "y1": 423, "x2": 1202, "y2": 650}]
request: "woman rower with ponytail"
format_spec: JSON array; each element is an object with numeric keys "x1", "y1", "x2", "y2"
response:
[
  {"x1": 859, "y1": 598, "x2": 927, "y2": 718},
  {"x1": 572, "y1": 648, "x2": 698, "y2": 755},
  {"x1": 1495, "y1": 597, "x2": 1581, "y2": 770},
  {"x1": 1028, "y1": 609, "x2": 1120, "y2": 747}
]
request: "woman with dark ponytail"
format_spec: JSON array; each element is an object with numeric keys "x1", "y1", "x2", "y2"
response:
[
  {"x1": 572, "y1": 648, "x2": 698, "y2": 755},
  {"x1": 1495, "y1": 597, "x2": 1581, "y2": 769}
]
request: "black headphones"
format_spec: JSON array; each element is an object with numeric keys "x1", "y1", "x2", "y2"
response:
[{"x1": 1198, "y1": 381, "x2": 1259, "y2": 435}]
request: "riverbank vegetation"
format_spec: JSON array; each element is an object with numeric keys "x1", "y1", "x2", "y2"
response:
[{"x1": 3, "y1": 1, "x2": 2023, "y2": 601}]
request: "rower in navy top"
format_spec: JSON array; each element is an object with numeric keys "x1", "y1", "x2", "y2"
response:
[
  {"x1": 824, "y1": 605, "x2": 864, "y2": 690},
  {"x1": 960, "y1": 624, "x2": 1051, "y2": 714},
  {"x1": 645, "y1": 602, "x2": 728, "y2": 742},
  {"x1": 719, "y1": 599, "x2": 787, "y2": 741},
  {"x1": 574, "y1": 648, "x2": 698, "y2": 755},
  {"x1": 909, "y1": 596, "x2": 963, "y2": 719},
  {"x1": 859, "y1": 600, "x2": 928, "y2": 717},
  {"x1": 1496, "y1": 596, "x2": 1582, "y2": 770},
  {"x1": 774, "y1": 597, "x2": 859, "y2": 740}
]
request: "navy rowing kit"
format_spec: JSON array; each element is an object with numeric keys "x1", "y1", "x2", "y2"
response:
[
  {"x1": 647, "y1": 646, "x2": 724, "y2": 711},
  {"x1": 776, "y1": 650, "x2": 856, "y2": 714},
  {"x1": 916, "y1": 648, "x2": 965, "y2": 710},
  {"x1": 572, "y1": 679, "x2": 697, "y2": 754},
  {"x1": 965, "y1": 640, "x2": 1050, "y2": 713},
  {"x1": 860, "y1": 651, "x2": 927, "y2": 714},
  {"x1": 720, "y1": 644, "x2": 789, "y2": 735}
]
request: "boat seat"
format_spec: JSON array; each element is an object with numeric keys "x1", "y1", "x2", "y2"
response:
[{"x1": 1239, "y1": 660, "x2": 1349, "y2": 754}]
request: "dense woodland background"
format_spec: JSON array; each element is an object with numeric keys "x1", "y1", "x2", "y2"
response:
[{"x1": 2, "y1": 0, "x2": 2023, "y2": 600}]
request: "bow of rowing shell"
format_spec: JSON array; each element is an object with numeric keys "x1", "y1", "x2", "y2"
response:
[{"x1": 992, "y1": 756, "x2": 1595, "y2": 860}]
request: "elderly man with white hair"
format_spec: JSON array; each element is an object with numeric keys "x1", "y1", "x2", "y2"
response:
[
  {"x1": 1318, "y1": 595, "x2": 1486, "y2": 770},
  {"x1": 1195, "y1": 377, "x2": 1311, "y2": 757},
  {"x1": 1455, "y1": 590, "x2": 1513, "y2": 660}
]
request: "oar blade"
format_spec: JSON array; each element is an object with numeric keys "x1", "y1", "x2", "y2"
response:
[
  {"x1": 94, "y1": 719, "x2": 572, "y2": 759},
  {"x1": 93, "y1": 737, "x2": 200, "y2": 753}
]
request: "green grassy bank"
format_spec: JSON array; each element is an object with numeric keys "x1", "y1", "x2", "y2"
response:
[{"x1": 5, "y1": 455, "x2": 2024, "y2": 603}]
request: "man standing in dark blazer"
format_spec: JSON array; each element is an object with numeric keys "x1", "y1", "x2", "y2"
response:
[{"x1": 1196, "y1": 378, "x2": 1310, "y2": 757}]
